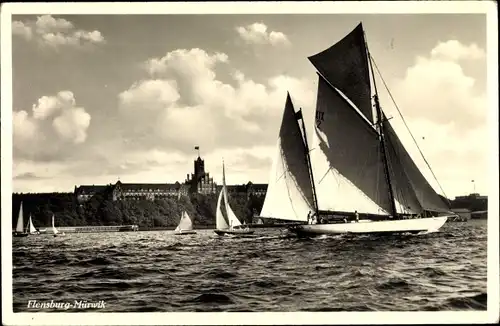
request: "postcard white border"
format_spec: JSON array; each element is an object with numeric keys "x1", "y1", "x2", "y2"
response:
[{"x1": 2, "y1": 1, "x2": 498, "y2": 325}]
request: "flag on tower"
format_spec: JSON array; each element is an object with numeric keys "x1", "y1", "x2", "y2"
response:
[
  {"x1": 294, "y1": 109, "x2": 303, "y2": 120},
  {"x1": 195, "y1": 146, "x2": 199, "y2": 150}
]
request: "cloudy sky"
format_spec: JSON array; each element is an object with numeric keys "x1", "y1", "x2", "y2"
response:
[{"x1": 7, "y1": 10, "x2": 491, "y2": 198}]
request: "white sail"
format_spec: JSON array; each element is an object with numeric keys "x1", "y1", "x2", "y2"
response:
[
  {"x1": 215, "y1": 161, "x2": 243, "y2": 229},
  {"x1": 223, "y1": 184, "x2": 242, "y2": 228},
  {"x1": 176, "y1": 211, "x2": 194, "y2": 231},
  {"x1": 260, "y1": 93, "x2": 316, "y2": 222},
  {"x1": 52, "y1": 215, "x2": 59, "y2": 235},
  {"x1": 27, "y1": 215, "x2": 37, "y2": 234},
  {"x1": 222, "y1": 161, "x2": 243, "y2": 228},
  {"x1": 16, "y1": 202, "x2": 24, "y2": 233},
  {"x1": 261, "y1": 142, "x2": 313, "y2": 222},
  {"x1": 216, "y1": 188, "x2": 229, "y2": 230}
]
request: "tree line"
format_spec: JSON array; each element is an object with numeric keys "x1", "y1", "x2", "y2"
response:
[{"x1": 11, "y1": 191, "x2": 265, "y2": 228}]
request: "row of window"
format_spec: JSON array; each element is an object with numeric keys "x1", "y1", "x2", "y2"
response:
[{"x1": 116, "y1": 188, "x2": 185, "y2": 193}]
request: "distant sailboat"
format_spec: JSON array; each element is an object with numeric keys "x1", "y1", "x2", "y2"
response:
[
  {"x1": 174, "y1": 211, "x2": 197, "y2": 235},
  {"x1": 26, "y1": 214, "x2": 40, "y2": 235},
  {"x1": 52, "y1": 214, "x2": 65, "y2": 237},
  {"x1": 214, "y1": 160, "x2": 254, "y2": 236},
  {"x1": 13, "y1": 202, "x2": 28, "y2": 237},
  {"x1": 260, "y1": 23, "x2": 454, "y2": 236}
]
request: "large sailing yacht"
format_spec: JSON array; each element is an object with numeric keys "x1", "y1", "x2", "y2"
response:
[{"x1": 260, "y1": 23, "x2": 454, "y2": 236}]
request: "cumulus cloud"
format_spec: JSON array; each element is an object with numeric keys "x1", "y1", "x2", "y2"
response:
[
  {"x1": 383, "y1": 40, "x2": 487, "y2": 197},
  {"x1": 389, "y1": 40, "x2": 487, "y2": 130},
  {"x1": 430, "y1": 40, "x2": 485, "y2": 61},
  {"x1": 118, "y1": 48, "x2": 314, "y2": 155},
  {"x1": 12, "y1": 20, "x2": 32, "y2": 40},
  {"x1": 13, "y1": 91, "x2": 92, "y2": 161},
  {"x1": 12, "y1": 15, "x2": 105, "y2": 49},
  {"x1": 236, "y1": 22, "x2": 290, "y2": 46}
]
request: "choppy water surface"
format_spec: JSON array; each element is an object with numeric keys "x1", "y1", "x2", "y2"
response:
[{"x1": 12, "y1": 220, "x2": 487, "y2": 312}]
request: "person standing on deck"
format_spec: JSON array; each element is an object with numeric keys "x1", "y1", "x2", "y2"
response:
[
  {"x1": 311, "y1": 211, "x2": 317, "y2": 224},
  {"x1": 307, "y1": 211, "x2": 311, "y2": 224},
  {"x1": 355, "y1": 211, "x2": 359, "y2": 223}
]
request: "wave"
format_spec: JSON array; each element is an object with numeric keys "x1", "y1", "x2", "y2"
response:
[
  {"x1": 204, "y1": 270, "x2": 237, "y2": 279},
  {"x1": 425, "y1": 293, "x2": 487, "y2": 311},
  {"x1": 183, "y1": 293, "x2": 234, "y2": 305},
  {"x1": 422, "y1": 266, "x2": 448, "y2": 277},
  {"x1": 69, "y1": 256, "x2": 116, "y2": 267},
  {"x1": 377, "y1": 278, "x2": 411, "y2": 290}
]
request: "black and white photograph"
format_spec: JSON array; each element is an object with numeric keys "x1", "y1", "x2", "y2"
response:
[{"x1": 1, "y1": 1, "x2": 498, "y2": 325}]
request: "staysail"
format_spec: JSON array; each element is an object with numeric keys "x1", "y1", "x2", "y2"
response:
[
  {"x1": 310, "y1": 75, "x2": 392, "y2": 215},
  {"x1": 175, "y1": 211, "x2": 194, "y2": 231},
  {"x1": 16, "y1": 202, "x2": 24, "y2": 233},
  {"x1": 308, "y1": 23, "x2": 373, "y2": 123},
  {"x1": 383, "y1": 118, "x2": 451, "y2": 213},
  {"x1": 260, "y1": 93, "x2": 315, "y2": 222}
]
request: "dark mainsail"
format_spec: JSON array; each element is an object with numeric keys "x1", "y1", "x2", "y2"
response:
[
  {"x1": 311, "y1": 75, "x2": 393, "y2": 215},
  {"x1": 308, "y1": 23, "x2": 374, "y2": 124}
]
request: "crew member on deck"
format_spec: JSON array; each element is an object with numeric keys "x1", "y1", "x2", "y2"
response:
[
  {"x1": 311, "y1": 211, "x2": 318, "y2": 224},
  {"x1": 307, "y1": 211, "x2": 312, "y2": 224},
  {"x1": 355, "y1": 210, "x2": 359, "y2": 223}
]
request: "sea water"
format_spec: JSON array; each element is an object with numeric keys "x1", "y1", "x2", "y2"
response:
[{"x1": 12, "y1": 219, "x2": 487, "y2": 312}]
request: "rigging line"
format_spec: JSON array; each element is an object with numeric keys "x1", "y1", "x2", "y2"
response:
[{"x1": 370, "y1": 56, "x2": 450, "y2": 203}]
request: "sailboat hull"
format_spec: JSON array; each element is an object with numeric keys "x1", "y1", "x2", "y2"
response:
[
  {"x1": 13, "y1": 232, "x2": 29, "y2": 237},
  {"x1": 288, "y1": 216, "x2": 449, "y2": 236},
  {"x1": 214, "y1": 229, "x2": 255, "y2": 236},
  {"x1": 174, "y1": 230, "x2": 197, "y2": 235}
]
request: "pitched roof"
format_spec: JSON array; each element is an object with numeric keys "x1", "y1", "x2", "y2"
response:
[
  {"x1": 117, "y1": 183, "x2": 182, "y2": 191},
  {"x1": 75, "y1": 185, "x2": 108, "y2": 194}
]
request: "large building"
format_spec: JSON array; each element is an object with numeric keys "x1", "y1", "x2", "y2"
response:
[
  {"x1": 74, "y1": 181, "x2": 189, "y2": 203},
  {"x1": 74, "y1": 155, "x2": 268, "y2": 203}
]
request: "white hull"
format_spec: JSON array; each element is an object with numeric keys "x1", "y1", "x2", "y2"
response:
[{"x1": 289, "y1": 216, "x2": 449, "y2": 236}]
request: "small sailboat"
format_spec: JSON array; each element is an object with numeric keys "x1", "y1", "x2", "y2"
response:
[
  {"x1": 26, "y1": 214, "x2": 40, "y2": 235},
  {"x1": 260, "y1": 23, "x2": 454, "y2": 237},
  {"x1": 174, "y1": 211, "x2": 197, "y2": 235},
  {"x1": 214, "y1": 160, "x2": 254, "y2": 236},
  {"x1": 13, "y1": 202, "x2": 28, "y2": 237},
  {"x1": 52, "y1": 214, "x2": 65, "y2": 237}
]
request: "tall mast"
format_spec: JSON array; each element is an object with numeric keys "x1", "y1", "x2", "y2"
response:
[
  {"x1": 297, "y1": 108, "x2": 319, "y2": 216},
  {"x1": 363, "y1": 27, "x2": 398, "y2": 218}
]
